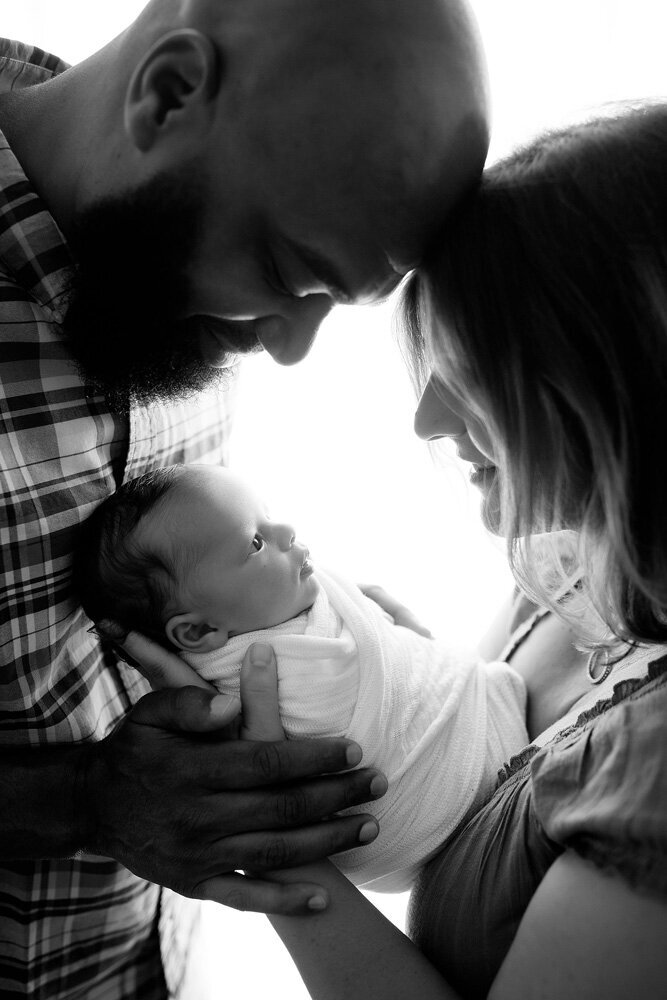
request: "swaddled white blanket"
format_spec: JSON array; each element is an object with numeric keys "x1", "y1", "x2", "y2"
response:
[{"x1": 184, "y1": 568, "x2": 528, "y2": 891}]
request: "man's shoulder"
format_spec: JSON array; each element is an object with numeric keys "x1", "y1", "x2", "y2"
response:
[{"x1": 0, "y1": 37, "x2": 69, "y2": 92}]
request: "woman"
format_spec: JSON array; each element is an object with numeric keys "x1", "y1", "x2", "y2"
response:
[
  {"x1": 256, "y1": 103, "x2": 667, "y2": 999},
  {"x1": 118, "y1": 103, "x2": 667, "y2": 997}
]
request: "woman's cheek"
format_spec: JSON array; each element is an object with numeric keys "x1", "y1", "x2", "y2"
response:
[{"x1": 468, "y1": 420, "x2": 496, "y2": 464}]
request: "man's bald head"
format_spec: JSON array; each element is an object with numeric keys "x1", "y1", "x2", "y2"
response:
[
  {"x1": 116, "y1": 0, "x2": 489, "y2": 266},
  {"x1": 13, "y1": 0, "x2": 488, "y2": 403}
]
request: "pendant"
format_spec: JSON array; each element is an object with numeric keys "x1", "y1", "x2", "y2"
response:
[{"x1": 586, "y1": 648, "x2": 614, "y2": 685}]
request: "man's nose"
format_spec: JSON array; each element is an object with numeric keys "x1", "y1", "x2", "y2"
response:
[
  {"x1": 414, "y1": 375, "x2": 467, "y2": 440},
  {"x1": 254, "y1": 294, "x2": 333, "y2": 365}
]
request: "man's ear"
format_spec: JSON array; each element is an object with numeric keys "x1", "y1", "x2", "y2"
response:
[
  {"x1": 165, "y1": 612, "x2": 229, "y2": 653},
  {"x1": 125, "y1": 29, "x2": 220, "y2": 152}
]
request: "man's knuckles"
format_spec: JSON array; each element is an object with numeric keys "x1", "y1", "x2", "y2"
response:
[{"x1": 249, "y1": 740, "x2": 286, "y2": 782}]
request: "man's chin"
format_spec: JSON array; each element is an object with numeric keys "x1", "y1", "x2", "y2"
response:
[
  {"x1": 61, "y1": 165, "x2": 228, "y2": 411},
  {"x1": 72, "y1": 353, "x2": 234, "y2": 412}
]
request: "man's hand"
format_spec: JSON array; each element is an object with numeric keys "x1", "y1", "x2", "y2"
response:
[
  {"x1": 96, "y1": 619, "x2": 222, "y2": 693},
  {"x1": 358, "y1": 584, "x2": 433, "y2": 638},
  {"x1": 80, "y1": 648, "x2": 384, "y2": 915}
]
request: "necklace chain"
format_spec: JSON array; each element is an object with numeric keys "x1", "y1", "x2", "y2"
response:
[{"x1": 586, "y1": 642, "x2": 636, "y2": 685}]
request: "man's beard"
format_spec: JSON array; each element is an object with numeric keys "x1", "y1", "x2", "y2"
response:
[{"x1": 62, "y1": 173, "x2": 233, "y2": 411}]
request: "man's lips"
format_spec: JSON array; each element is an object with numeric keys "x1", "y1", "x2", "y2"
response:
[{"x1": 196, "y1": 316, "x2": 262, "y2": 366}]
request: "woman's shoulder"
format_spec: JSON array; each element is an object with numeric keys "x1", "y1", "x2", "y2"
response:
[{"x1": 530, "y1": 655, "x2": 667, "y2": 895}]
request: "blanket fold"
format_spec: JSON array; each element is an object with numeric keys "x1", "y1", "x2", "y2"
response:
[{"x1": 185, "y1": 568, "x2": 528, "y2": 891}]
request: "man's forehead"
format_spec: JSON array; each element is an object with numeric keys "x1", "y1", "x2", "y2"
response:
[{"x1": 271, "y1": 225, "x2": 410, "y2": 305}]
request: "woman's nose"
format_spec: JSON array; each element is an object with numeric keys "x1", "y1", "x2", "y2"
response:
[{"x1": 414, "y1": 375, "x2": 467, "y2": 440}]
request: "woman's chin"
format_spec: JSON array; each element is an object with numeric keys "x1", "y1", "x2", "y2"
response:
[{"x1": 471, "y1": 466, "x2": 503, "y2": 535}]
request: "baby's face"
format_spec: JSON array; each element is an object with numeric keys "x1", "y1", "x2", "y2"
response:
[{"x1": 141, "y1": 465, "x2": 319, "y2": 651}]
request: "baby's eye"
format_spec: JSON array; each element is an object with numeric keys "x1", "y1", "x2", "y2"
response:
[{"x1": 251, "y1": 534, "x2": 265, "y2": 553}]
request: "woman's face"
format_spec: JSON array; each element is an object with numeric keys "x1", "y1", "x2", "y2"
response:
[{"x1": 414, "y1": 373, "x2": 502, "y2": 531}]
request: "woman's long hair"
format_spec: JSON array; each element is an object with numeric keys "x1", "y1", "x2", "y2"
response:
[{"x1": 402, "y1": 102, "x2": 667, "y2": 644}]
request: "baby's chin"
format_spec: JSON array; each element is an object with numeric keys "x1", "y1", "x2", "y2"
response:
[
  {"x1": 282, "y1": 572, "x2": 320, "y2": 622},
  {"x1": 263, "y1": 573, "x2": 320, "y2": 630},
  {"x1": 296, "y1": 572, "x2": 320, "y2": 613}
]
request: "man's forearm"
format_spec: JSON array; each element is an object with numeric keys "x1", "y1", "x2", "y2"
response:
[{"x1": 0, "y1": 744, "x2": 89, "y2": 859}]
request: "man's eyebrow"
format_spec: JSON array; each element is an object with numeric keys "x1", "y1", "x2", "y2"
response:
[{"x1": 281, "y1": 235, "x2": 354, "y2": 304}]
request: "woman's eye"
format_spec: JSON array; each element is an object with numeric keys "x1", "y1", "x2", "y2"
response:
[{"x1": 251, "y1": 534, "x2": 265, "y2": 553}]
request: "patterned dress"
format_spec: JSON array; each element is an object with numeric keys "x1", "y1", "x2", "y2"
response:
[{"x1": 408, "y1": 618, "x2": 667, "y2": 1000}]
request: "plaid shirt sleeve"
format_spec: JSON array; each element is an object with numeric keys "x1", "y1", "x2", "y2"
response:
[{"x1": 0, "y1": 38, "x2": 239, "y2": 1000}]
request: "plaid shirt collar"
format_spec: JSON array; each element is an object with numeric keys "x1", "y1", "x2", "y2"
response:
[{"x1": 0, "y1": 38, "x2": 74, "y2": 318}]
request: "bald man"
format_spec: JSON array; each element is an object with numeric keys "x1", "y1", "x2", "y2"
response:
[{"x1": 0, "y1": 2, "x2": 488, "y2": 997}]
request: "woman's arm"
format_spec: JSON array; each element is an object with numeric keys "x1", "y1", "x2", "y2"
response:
[
  {"x1": 245, "y1": 648, "x2": 667, "y2": 1000},
  {"x1": 242, "y1": 646, "x2": 459, "y2": 999},
  {"x1": 268, "y1": 852, "x2": 667, "y2": 1000},
  {"x1": 489, "y1": 851, "x2": 667, "y2": 1000},
  {"x1": 269, "y1": 860, "x2": 458, "y2": 1000}
]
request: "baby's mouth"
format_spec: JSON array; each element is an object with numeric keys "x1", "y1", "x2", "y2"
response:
[{"x1": 300, "y1": 549, "x2": 314, "y2": 577}]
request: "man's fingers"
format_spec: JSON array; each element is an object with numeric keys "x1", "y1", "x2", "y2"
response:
[
  {"x1": 208, "y1": 812, "x2": 380, "y2": 873},
  {"x1": 119, "y1": 629, "x2": 217, "y2": 690},
  {"x1": 97, "y1": 621, "x2": 216, "y2": 691},
  {"x1": 184, "y1": 737, "x2": 364, "y2": 792},
  {"x1": 195, "y1": 871, "x2": 329, "y2": 915},
  {"x1": 198, "y1": 767, "x2": 387, "y2": 835},
  {"x1": 130, "y1": 686, "x2": 241, "y2": 733},
  {"x1": 240, "y1": 643, "x2": 284, "y2": 741}
]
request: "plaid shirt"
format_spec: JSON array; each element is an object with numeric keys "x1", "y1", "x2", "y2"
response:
[{"x1": 0, "y1": 39, "x2": 238, "y2": 1000}]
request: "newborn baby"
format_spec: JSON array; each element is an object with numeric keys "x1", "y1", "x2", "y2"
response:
[{"x1": 76, "y1": 463, "x2": 528, "y2": 891}]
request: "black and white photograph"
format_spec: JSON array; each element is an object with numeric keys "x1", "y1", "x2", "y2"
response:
[{"x1": 1, "y1": 2, "x2": 666, "y2": 998}]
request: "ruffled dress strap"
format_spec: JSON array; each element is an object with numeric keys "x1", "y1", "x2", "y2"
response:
[{"x1": 530, "y1": 655, "x2": 667, "y2": 895}]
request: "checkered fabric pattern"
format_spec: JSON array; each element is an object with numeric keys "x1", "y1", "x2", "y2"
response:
[{"x1": 0, "y1": 39, "x2": 238, "y2": 999}]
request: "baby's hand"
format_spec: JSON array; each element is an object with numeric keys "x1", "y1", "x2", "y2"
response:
[{"x1": 358, "y1": 584, "x2": 433, "y2": 639}]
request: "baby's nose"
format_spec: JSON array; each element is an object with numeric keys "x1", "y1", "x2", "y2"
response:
[{"x1": 276, "y1": 523, "x2": 296, "y2": 550}]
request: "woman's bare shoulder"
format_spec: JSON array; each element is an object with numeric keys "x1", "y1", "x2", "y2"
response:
[{"x1": 478, "y1": 588, "x2": 540, "y2": 661}]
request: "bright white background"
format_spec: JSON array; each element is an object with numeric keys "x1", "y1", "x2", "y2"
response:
[{"x1": 2, "y1": 1, "x2": 666, "y2": 996}]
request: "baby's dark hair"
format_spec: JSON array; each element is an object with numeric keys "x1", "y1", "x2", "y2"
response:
[{"x1": 73, "y1": 465, "x2": 185, "y2": 644}]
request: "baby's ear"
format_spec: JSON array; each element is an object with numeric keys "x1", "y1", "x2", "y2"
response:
[{"x1": 165, "y1": 613, "x2": 228, "y2": 653}]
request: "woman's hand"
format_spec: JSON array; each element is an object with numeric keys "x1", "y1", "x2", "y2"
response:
[
  {"x1": 238, "y1": 642, "x2": 288, "y2": 742},
  {"x1": 241, "y1": 655, "x2": 461, "y2": 998},
  {"x1": 358, "y1": 584, "x2": 433, "y2": 638},
  {"x1": 237, "y1": 642, "x2": 384, "y2": 911}
]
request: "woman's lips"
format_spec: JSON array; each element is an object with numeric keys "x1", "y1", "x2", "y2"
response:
[{"x1": 469, "y1": 464, "x2": 497, "y2": 489}]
